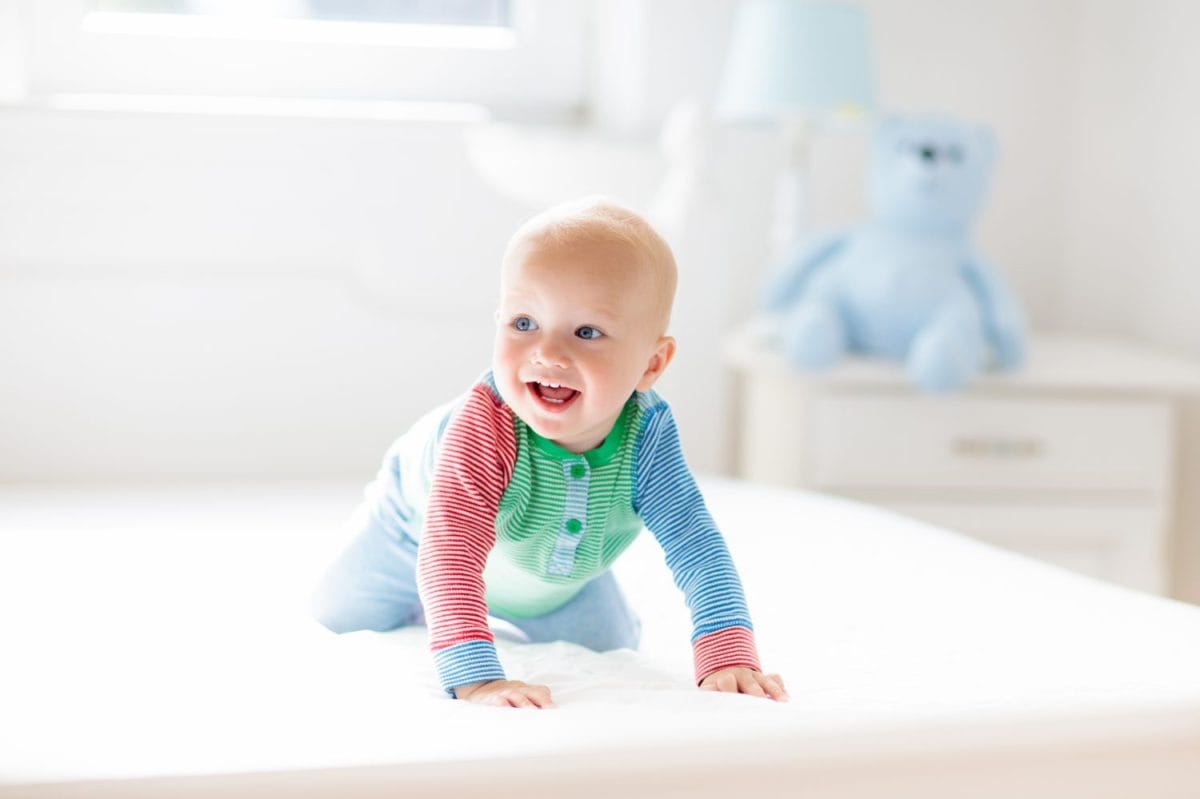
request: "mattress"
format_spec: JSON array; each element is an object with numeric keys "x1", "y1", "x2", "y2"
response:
[{"x1": 2, "y1": 478, "x2": 1198, "y2": 798}]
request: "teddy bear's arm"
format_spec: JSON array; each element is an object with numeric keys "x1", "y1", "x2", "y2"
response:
[
  {"x1": 759, "y1": 230, "x2": 849, "y2": 315},
  {"x1": 961, "y1": 254, "x2": 1028, "y2": 369}
]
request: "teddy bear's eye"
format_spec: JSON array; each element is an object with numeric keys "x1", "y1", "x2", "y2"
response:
[{"x1": 945, "y1": 145, "x2": 963, "y2": 163}]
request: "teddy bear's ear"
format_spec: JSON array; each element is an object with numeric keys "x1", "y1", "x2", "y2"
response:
[{"x1": 875, "y1": 114, "x2": 905, "y2": 144}]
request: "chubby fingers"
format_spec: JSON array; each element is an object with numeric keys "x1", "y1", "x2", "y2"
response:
[
  {"x1": 759, "y1": 672, "x2": 788, "y2": 701},
  {"x1": 455, "y1": 679, "x2": 556, "y2": 709},
  {"x1": 507, "y1": 684, "x2": 555, "y2": 709},
  {"x1": 700, "y1": 668, "x2": 789, "y2": 702}
]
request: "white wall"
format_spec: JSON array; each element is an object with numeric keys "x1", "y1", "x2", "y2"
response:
[{"x1": 0, "y1": 111, "x2": 523, "y2": 480}]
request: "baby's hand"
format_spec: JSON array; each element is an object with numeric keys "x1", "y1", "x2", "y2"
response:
[
  {"x1": 699, "y1": 668, "x2": 788, "y2": 702},
  {"x1": 453, "y1": 679, "x2": 556, "y2": 709}
]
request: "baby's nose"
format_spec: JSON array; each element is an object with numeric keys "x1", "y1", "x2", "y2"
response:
[{"x1": 533, "y1": 339, "x2": 570, "y2": 368}]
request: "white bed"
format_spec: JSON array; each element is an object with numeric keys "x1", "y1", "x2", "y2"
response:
[{"x1": 2, "y1": 478, "x2": 1198, "y2": 798}]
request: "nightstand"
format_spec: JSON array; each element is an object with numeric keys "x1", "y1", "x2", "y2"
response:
[{"x1": 724, "y1": 324, "x2": 1200, "y2": 594}]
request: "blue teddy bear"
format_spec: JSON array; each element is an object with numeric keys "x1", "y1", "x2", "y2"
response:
[{"x1": 761, "y1": 114, "x2": 1027, "y2": 392}]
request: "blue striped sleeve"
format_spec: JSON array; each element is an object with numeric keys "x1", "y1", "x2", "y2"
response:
[
  {"x1": 631, "y1": 397, "x2": 754, "y2": 643},
  {"x1": 434, "y1": 641, "x2": 507, "y2": 697}
]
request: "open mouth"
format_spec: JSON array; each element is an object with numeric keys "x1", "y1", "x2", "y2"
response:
[{"x1": 526, "y1": 380, "x2": 580, "y2": 412}]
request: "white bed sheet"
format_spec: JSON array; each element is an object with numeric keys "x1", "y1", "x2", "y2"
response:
[{"x1": 1, "y1": 479, "x2": 1198, "y2": 797}]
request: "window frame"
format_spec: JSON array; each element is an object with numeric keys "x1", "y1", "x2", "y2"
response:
[{"x1": 12, "y1": 0, "x2": 590, "y2": 120}]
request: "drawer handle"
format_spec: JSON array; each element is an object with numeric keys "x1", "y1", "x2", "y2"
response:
[{"x1": 952, "y1": 436, "x2": 1045, "y2": 459}]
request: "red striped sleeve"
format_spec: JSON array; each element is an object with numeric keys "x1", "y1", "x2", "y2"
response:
[
  {"x1": 693, "y1": 627, "x2": 762, "y2": 684},
  {"x1": 416, "y1": 384, "x2": 517, "y2": 655}
]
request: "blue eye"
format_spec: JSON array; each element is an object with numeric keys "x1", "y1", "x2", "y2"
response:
[
  {"x1": 575, "y1": 326, "x2": 603, "y2": 340},
  {"x1": 513, "y1": 316, "x2": 538, "y2": 332}
]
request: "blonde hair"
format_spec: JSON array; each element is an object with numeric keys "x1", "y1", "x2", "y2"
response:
[{"x1": 502, "y1": 196, "x2": 677, "y2": 333}]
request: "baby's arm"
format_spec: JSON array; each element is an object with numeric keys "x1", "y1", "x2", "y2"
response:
[
  {"x1": 633, "y1": 401, "x2": 787, "y2": 700},
  {"x1": 417, "y1": 384, "x2": 550, "y2": 707}
]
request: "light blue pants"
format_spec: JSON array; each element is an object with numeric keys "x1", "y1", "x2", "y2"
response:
[{"x1": 309, "y1": 505, "x2": 642, "y2": 652}]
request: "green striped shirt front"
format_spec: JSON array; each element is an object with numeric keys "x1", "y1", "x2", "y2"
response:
[{"x1": 483, "y1": 399, "x2": 642, "y2": 618}]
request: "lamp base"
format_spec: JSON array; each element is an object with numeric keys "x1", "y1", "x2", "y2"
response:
[{"x1": 769, "y1": 116, "x2": 811, "y2": 261}]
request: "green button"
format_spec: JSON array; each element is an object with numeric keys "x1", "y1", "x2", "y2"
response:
[
  {"x1": 565, "y1": 519, "x2": 583, "y2": 535},
  {"x1": 570, "y1": 463, "x2": 587, "y2": 479}
]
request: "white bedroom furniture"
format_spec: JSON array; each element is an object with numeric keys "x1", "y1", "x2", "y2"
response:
[{"x1": 725, "y1": 326, "x2": 1200, "y2": 594}]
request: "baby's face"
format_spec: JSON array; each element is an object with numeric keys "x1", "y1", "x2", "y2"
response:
[{"x1": 493, "y1": 234, "x2": 673, "y2": 453}]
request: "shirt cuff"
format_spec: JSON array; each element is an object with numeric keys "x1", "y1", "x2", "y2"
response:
[
  {"x1": 692, "y1": 626, "x2": 761, "y2": 684},
  {"x1": 433, "y1": 640, "x2": 506, "y2": 697}
]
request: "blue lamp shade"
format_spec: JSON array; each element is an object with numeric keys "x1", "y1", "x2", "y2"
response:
[{"x1": 717, "y1": 0, "x2": 875, "y2": 122}]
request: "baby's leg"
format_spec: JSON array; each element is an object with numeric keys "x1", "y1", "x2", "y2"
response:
[
  {"x1": 308, "y1": 504, "x2": 424, "y2": 634},
  {"x1": 497, "y1": 570, "x2": 641, "y2": 651}
]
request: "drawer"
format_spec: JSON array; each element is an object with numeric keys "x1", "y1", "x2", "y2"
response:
[
  {"x1": 811, "y1": 395, "x2": 1171, "y2": 495},
  {"x1": 876, "y1": 501, "x2": 1166, "y2": 593}
]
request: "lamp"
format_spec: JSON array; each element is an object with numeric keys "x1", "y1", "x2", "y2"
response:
[{"x1": 717, "y1": 0, "x2": 875, "y2": 257}]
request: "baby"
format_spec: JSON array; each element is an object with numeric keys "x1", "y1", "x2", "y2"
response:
[{"x1": 311, "y1": 197, "x2": 786, "y2": 708}]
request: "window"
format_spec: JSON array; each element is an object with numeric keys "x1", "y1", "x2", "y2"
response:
[
  {"x1": 15, "y1": 0, "x2": 588, "y2": 120},
  {"x1": 92, "y1": 1, "x2": 512, "y2": 29}
]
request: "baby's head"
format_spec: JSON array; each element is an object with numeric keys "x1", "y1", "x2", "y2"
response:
[{"x1": 492, "y1": 197, "x2": 678, "y2": 454}]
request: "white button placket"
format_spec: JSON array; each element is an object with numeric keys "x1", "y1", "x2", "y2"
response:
[{"x1": 546, "y1": 460, "x2": 590, "y2": 576}]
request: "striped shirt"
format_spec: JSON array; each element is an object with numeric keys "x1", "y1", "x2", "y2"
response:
[{"x1": 371, "y1": 372, "x2": 760, "y2": 694}]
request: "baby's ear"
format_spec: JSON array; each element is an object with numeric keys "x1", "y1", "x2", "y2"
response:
[{"x1": 637, "y1": 336, "x2": 677, "y2": 392}]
